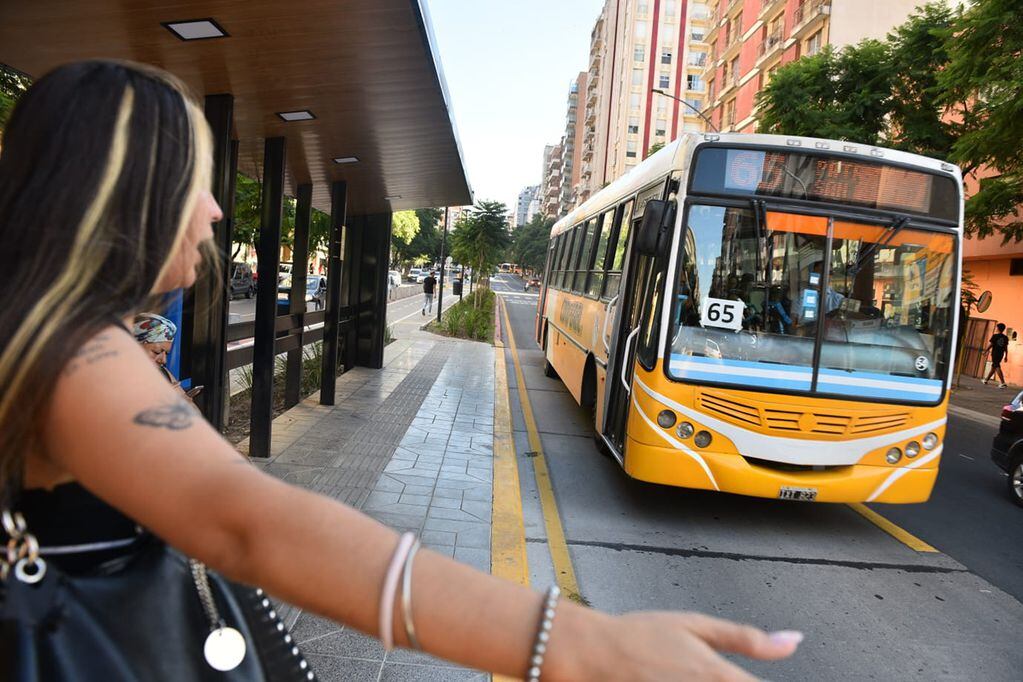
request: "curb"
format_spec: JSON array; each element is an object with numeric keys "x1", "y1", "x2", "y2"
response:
[{"x1": 947, "y1": 403, "x2": 1001, "y2": 428}]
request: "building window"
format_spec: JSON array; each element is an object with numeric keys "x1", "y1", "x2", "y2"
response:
[
  {"x1": 630, "y1": 93, "x2": 642, "y2": 109},
  {"x1": 661, "y1": 50, "x2": 673, "y2": 64},
  {"x1": 659, "y1": 73, "x2": 671, "y2": 88},
  {"x1": 723, "y1": 98, "x2": 736, "y2": 127},
  {"x1": 634, "y1": 44, "x2": 646, "y2": 62},
  {"x1": 691, "y1": 29, "x2": 706, "y2": 42},
  {"x1": 665, "y1": 0, "x2": 677, "y2": 17},
  {"x1": 805, "y1": 29, "x2": 823, "y2": 56},
  {"x1": 656, "y1": 97, "x2": 669, "y2": 114},
  {"x1": 692, "y1": 3, "x2": 711, "y2": 20},
  {"x1": 684, "y1": 97, "x2": 702, "y2": 112},
  {"x1": 626, "y1": 140, "x2": 638, "y2": 158},
  {"x1": 628, "y1": 117, "x2": 640, "y2": 134},
  {"x1": 638, "y1": 1, "x2": 649, "y2": 16},
  {"x1": 1011, "y1": 258, "x2": 1023, "y2": 276},
  {"x1": 632, "y1": 68, "x2": 644, "y2": 87},
  {"x1": 635, "y1": 21, "x2": 648, "y2": 38},
  {"x1": 683, "y1": 121, "x2": 702, "y2": 132},
  {"x1": 656, "y1": 118, "x2": 667, "y2": 136},
  {"x1": 687, "y1": 74, "x2": 705, "y2": 91},
  {"x1": 688, "y1": 51, "x2": 707, "y2": 67},
  {"x1": 729, "y1": 57, "x2": 740, "y2": 83}
]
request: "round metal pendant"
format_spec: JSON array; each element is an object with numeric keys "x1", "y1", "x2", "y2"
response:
[{"x1": 204, "y1": 627, "x2": 247, "y2": 671}]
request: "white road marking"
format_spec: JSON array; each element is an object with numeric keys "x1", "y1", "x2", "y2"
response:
[{"x1": 958, "y1": 453, "x2": 975, "y2": 461}]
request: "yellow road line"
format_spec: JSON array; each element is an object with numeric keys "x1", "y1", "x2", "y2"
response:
[
  {"x1": 847, "y1": 503, "x2": 939, "y2": 553},
  {"x1": 499, "y1": 297, "x2": 584, "y2": 604},
  {"x1": 490, "y1": 317, "x2": 530, "y2": 588}
]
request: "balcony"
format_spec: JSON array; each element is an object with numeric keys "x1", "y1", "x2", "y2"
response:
[
  {"x1": 792, "y1": 0, "x2": 830, "y2": 35},
  {"x1": 688, "y1": 53, "x2": 708, "y2": 68},
  {"x1": 757, "y1": 0, "x2": 786, "y2": 21},
  {"x1": 756, "y1": 28, "x2": 784, "y2": 62}
]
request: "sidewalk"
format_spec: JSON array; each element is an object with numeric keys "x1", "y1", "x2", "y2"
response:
[
  {"x1": 949, "y1": 374, "x2": 1020, "y2": 427},
  {"x1": 238, "y1": 328, "x2": 495, "y2": 681}
]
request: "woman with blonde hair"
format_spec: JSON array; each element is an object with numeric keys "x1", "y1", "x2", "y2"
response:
[{"x1": 0, "y1": 61, "x2": 801, "y2": 680}]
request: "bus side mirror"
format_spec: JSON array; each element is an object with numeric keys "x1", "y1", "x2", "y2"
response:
[{"x1": 635, "y1": 199, "x2": 676, "y2": 256}]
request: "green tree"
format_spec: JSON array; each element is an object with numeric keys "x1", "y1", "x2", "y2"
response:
[
  {"x1": 396, "y1": 207, "x2": 445, "y2": 266},
  {"x1": 390, "y1": 210, "x2": 421, "y2": 265},
  {"x1": 645, "y1": 141, "x2": 665, "y2": 159},
  {"x1": 512, "y1": 214, "x2": 555, "y2": 273},
  {"x1": 230, "y1": 172, "x2": 331, "y2": 261},
  {"x1": 0, "y1": 65, "x2": 30, "y2": 132},
  {"x1": 756, "y1": 41, "x2": 893, "y2": 143},
  {"x1": 450, "y1": 200, "x2": 512, "y2": 302},
  {"x1": 938, "y1": 0, "x2": 1023, "y2": 242}
]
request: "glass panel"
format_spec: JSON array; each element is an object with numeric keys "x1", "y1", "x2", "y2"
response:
[
  {"x1": 668, "y1": 206, "x2": 827, "y2": 392},
  {"x1": 587, "y1": 211, "x2": 616, "y2": 297},
  {"x1": 818, "y1": 222, "x2": 954, "y2": 401},
  {"x1": 574, "y1": 219, "x2": 599, "y2": 292},
  {"x1": 555, "y1": 233, "x2": 571, "y2": 289},
  {"x1": 611, "y1": 205, "x2": 634, "y2": 271}
]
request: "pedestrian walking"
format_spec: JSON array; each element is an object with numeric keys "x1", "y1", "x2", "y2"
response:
[
  {"x1": 421, "y1": 270, "x2": 437, "y2": 315},
  {"x1": 983, "y1": 322, "x2": 1011, "y2": 388},
  {"x1": 0, "y1": 60, "x2": 802, "y2": 682}
]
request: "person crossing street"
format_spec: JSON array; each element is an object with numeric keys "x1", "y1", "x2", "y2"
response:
[
  {"x1": 421, "y1": 270, "x2": 437, "y2": 316},
  {"x1": 983, "y1": 322, "x2": 1011, "y2": 388}
]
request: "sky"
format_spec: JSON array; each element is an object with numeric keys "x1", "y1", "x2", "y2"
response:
[{"x1": 426, "y1": 0, "x2": 606, "y2": 213}]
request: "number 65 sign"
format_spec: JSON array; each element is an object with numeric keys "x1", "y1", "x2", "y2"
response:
[{"x1": 700, "y1": 297, "x2": 745, "y2": 332}]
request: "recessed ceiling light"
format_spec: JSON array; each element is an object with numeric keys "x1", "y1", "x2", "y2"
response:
[
  {"x1": 276, "y1": 110, "x2": 316, "y2": 122},
  {"x1": 333, "y1": 156, "x2": 359, "y2": 164},
  {"x1": 384, "y1": 195, "x2": 402, "y2": 201},
  {"x1": 163, "y1": 19, "x2": 228, "y2": 41}
]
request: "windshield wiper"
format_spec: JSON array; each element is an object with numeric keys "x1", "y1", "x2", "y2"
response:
[{"x1": 849, "y1": 216, "x2": 911, "y2": 277}]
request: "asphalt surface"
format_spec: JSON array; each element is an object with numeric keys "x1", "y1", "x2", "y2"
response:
[{"x1": 491, "y1": 273, "x2": 1022, "y2": 680}]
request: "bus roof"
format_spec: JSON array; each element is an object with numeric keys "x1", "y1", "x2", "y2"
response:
[{"x1": 551, "y1": 132, "x2": 963, "y2": 238}]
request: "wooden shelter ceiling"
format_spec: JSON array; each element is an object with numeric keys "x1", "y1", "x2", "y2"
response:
[{"x1": 0, "y1": 0, "x2": 472, "y2": 215}]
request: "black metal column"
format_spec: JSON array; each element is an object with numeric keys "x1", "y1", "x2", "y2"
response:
[
  {"x1": 436, "y1": 207, "x2": 448, "y2": 323},
  {"x1": 285, "y1": 183, "x2": 312, "y2": 408},
  {"x1": 320, "y1": 181, "x2": 347, "y2": 406},
  {"x1": 249, "y1": 137, "x2": 286, "y2": 458},
  {"x1": 353, "y1": 212, "x2": 392, "y2": 369}
]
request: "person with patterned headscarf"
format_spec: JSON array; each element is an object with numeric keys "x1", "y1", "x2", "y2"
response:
[{"x1": 133, "y1": 312, "x2": 178, "y2": 383}]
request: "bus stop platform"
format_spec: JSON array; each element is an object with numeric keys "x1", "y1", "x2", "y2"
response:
[{"x1": 236, "y1": 332, "x2": 495, "y2": 681}]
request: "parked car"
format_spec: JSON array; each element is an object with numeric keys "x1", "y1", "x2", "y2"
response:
[
  {"x1": 229, "y1": 262, "x2": 255, "y2": 299},
  {"x1": 415, "y1": 270, "x2": 432, "y2": 284},
  {"x1": 991, "y1": 388, "x2": 1023, "y2": 507},
  {"x1": 277, "y1": 275, "x2": 328, "y2": 314},
  {"x1": 524, "y1": 275, "x2": 542, "y2": 291},
  {"x1": 407, "y1": 267, "x2": 423, "y2": 283},
  {"x1": 278, "y1": 262, "x2": 293, "y2": 285}
]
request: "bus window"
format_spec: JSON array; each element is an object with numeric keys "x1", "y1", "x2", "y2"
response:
[
  {"x1": 603, "y1": 200, "x2": 634, "y2": 299},
  {"x1": 555, "y1": 232, "x2": 571, "y2": 289},
  {"x1": 573, "y1": 219, "x2": 598, "y2": 292},
  {"x1": 564, "y1": 224, "x2": 584, "y2": 289},
  {"x1": 587, "y1": 210, "x2": 616, "y2": 297}
]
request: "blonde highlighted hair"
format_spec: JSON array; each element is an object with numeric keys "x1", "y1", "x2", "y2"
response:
[{"x1": 0, "y1": 60, "x2": 214, "y2": 497}]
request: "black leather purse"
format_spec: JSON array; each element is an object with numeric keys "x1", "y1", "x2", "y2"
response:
[{"x1": 0, "y1": 511, "x2": 316, "y2": 681}]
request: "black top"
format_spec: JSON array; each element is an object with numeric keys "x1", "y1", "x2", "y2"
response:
[
  {"x1": 423, "y1": 276, "x2": 437, "y2": 294},
  {"x1": 991, "y1": 333, "x2": 1009, "y2": 361},
  {"x1": 13, "y1": 482, "x2": 142, "y2": 574}
]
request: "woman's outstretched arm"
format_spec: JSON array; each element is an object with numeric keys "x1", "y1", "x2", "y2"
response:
[{"x1": 38, "y1": 326, "x2": 800, "y2": 680}]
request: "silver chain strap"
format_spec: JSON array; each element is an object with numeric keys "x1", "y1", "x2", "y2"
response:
[{"x1": 1, "y1": 509, "x2": 47, "y2": 584}]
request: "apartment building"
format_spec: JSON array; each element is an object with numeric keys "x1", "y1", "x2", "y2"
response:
[
  {"x1": 570, "y1": 0, "x2": 713, "y2": 207},
  {"x1": 514, "y1": 185, "x2": 540, "y2": 228},
  {"x1": 702, "y1": 0, "x2": 932, "y2": 132},
  {"x1": 539, "y1": 73, "x2": 589, "y2": 220},
  {"x1": 540, "y1": 142, "x2": 562, "y2": 219}
]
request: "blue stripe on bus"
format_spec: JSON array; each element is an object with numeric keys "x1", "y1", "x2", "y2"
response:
[
  {"x1": 815, "y1": 382, "x2": 942, "y2": 401},
  {"x1": 669, "y1": 368, "x2": 812, "y2": 392},
  {"x1": 816, "y1": 368, "x2": 943, "y2": 389}
]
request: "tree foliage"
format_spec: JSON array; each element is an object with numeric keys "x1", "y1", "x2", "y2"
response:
[
  {"x1": 512, "y1": 213, "x2": 555, "y2": 273},
  {"x1": 938, "y1": 0, "x2": 1023, "y2": 241},
  {"x1": 755, "y1": 1, "x2": 1023, "y2": 242},
  {"x1": 0, "y1": 65, "x2": 30, "y2": 132},
  {"x1": 231, "y1": 173, "x2": 332, "y2": 261},
  {"x1": 645, "y1": 141, "x2": 666, "y2": 159},
  {"x1": 394, "y1": 207, "x2": 446, "y2": 266},
  {"x1": 450, "y1": 200, "x2": 512, "y2": 294}
]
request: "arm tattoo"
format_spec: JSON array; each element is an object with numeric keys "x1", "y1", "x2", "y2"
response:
[
  {"x1": 133, "y1": 398, "x2": 198, "y2": 431},
  {"x1": 63, "y1": 334, "x2": 120, "y2": 378}
]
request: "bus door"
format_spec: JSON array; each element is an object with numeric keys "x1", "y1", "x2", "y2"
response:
[
  {"x1": 535, "y1": 241, "x2": 556, "y2": 345},
  {"x1": 602, "y1": 194, "x2": 674, "y2": 457}
]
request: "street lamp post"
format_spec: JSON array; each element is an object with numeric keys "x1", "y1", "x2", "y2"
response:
[
  {"x1": 651, "y1": 88, "x2": 719, "y2": 133},
  {"x1": 437, "y1": 207, "x2": 448, "y2": 323}
]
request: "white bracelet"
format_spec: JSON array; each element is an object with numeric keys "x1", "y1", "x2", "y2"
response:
[
  {"x1": 400, "y1": 539, "x2": 422, "y2": 650},
  {"x1": 526, "y1": 585, "x2": 560, "y2": 682}
]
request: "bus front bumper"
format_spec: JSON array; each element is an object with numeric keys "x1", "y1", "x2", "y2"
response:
[{"x1": 623, "y1": 437, "x2": 939, "y2": 504}]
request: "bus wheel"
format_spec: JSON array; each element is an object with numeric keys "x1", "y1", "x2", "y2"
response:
[
  {"x1": 543, "y1": 358, "x2": 558, "y2": 378},
  {"x1": 592, "y1": 430, "x2": 612, "y2": 458}
]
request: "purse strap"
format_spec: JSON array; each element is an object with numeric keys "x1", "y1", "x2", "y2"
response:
[{"x1": 1, "y1": 509, "x2": 47, "y2": 585}]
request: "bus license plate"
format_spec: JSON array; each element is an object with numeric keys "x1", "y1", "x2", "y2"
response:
[{"x1": 779, "y1": 486, "x2": 817, "y2": 502}]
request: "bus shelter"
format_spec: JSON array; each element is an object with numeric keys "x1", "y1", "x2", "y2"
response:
[{"x1": 0, "y1": 0, "x2": 472, "y2": 457}]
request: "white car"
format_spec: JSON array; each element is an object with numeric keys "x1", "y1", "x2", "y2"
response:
[
  {"x1": 416, "y1": 271, "x2": 432, "y2": 284},
  {"x1": 407, "y1": 268, "x2": 423, "y2": 282},
  {"x1": 388, "y1": 270, "x2": 402, "y2": 289}
]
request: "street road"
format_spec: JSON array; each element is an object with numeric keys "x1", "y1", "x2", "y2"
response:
[{"x1": 491, "y1": 273, "x2": 1022, "y2": 680}]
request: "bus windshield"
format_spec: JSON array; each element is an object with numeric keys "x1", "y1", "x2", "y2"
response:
[{"x1": 668, "y1": 204, "x2": 956, "y2": 403}]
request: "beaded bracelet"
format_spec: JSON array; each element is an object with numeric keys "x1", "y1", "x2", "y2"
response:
[{"x1": 526, "y1": 585, "x2": 561, "y2": 682}]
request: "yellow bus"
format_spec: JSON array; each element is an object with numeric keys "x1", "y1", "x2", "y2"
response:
[{"x1": 535, "y1": 133, "x2": 962, "y2": 503}]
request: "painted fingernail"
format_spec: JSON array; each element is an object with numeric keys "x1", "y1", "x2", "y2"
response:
[{"x1": 769, "y1": 630, "x2": 804, "y2": 646}]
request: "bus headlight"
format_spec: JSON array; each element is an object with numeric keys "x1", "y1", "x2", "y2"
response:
[
  {"x1": 676, "y1": 422, "x2": 694, "y2": 439},
  {"x1": 905, "y1": 441, "x2": 921, "y2": 458},
  {"x1": 886, "y1": 447, "x2": 903, "y2": 464},
  {"x1": 694, "y1": 431, "x2": 713, "y2": 448},
  {"x1": 922, "y1": 433, "x2": 939, "y2": 451},
  {"x1": 657, "y1": 410, "x2": 677, "y2": 428}
]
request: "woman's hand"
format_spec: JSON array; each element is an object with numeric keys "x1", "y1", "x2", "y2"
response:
[{"x1": 550, "y1": 607, "x2": 802, "y2": 681}]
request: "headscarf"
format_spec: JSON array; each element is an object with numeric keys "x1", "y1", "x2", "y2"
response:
[{"x1": 133, "y1": 313, "x2": 177, "y2": 344}]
